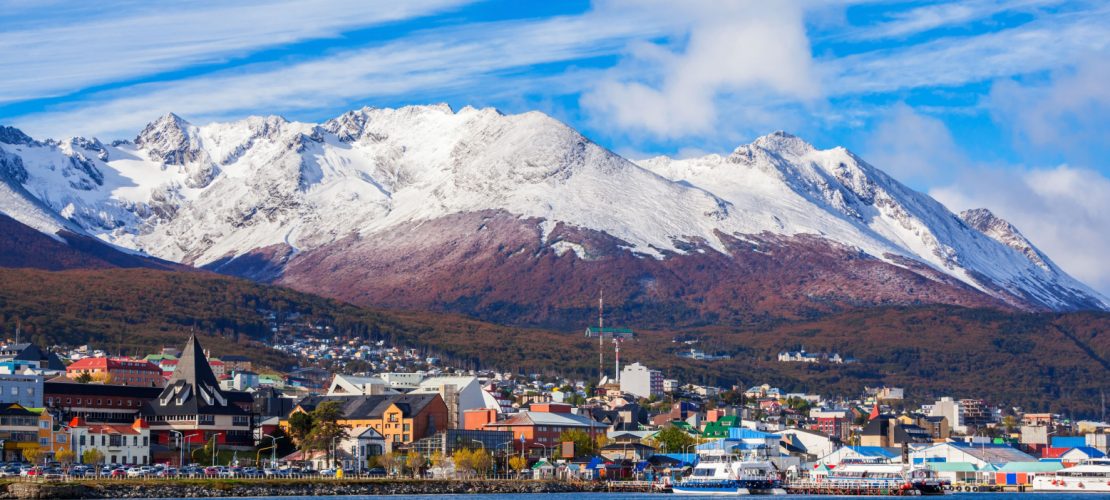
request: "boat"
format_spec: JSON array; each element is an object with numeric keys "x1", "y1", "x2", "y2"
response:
[
  {"x1": 1032, "y1": 458, "x2": 1110, "y2": 493},
  {"x1": 671, "y1": 455, "x2": 785, "y2": 495},
  {"x1": 815, "y1": 460, "x2": 946, "y2": 495}
]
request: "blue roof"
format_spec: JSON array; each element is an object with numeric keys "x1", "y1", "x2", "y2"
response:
[
  {"x1": 1063, "y1": 446, "x2": 1106, "y2": 458},
  {"x1": 1051, "y1": 436, "x2": 1086, "y2": 448},
  {"x1": 659, "y1": 453, "x2": 697, "y2": 466},
  {"x1": 729, "y1": 428, "x2": 781, "y2": 440},
  {"x1": 848, "y1": 446, "x2": 898, "y2": 458},
  {"x1": 586, "y1": 457, "x2": 605, "y2": 469}
]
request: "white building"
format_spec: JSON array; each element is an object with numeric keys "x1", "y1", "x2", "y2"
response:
[
  {"x1": 619, "y1": 362, "x2": 663, "y2": 399},
  {"x1": 70, "y1": 417, "x2": 151, "y2": 466},
  {"x1": 326, "y1": 374, "x2": 400, "y2": 396},
  {"x1": 410, "y1": 375, "x2": 501, "y2": 429},
  {"x1": 338, "y1": 427, "x2": 386, "y2": 469},
  {"x1": 927, "y1": 397, "x2": 965, "y2": 434},
  {"x1": 377, "y1": 372, "x2": 425, "y2": 390},
  {"x1": 662, "y1": 379, "x2": 679, "y2": 393}
]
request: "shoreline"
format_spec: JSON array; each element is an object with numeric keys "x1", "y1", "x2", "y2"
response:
[{"x1": 2, "y1": 479, "x2": 610, "y2": 499}]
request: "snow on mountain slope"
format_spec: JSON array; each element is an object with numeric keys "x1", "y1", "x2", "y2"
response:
[{"x1": 0, "y1": 106, "x2": 1105, "y2": 312}]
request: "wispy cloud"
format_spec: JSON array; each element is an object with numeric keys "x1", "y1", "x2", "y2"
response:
[
  {"x1": 823, "y1": 6, "x2": 1110, "y2": 94},
  {"x1": 0, "y1": 0, "x2": 472, "y2": 103},
  {"x1": 10, "y1": 8, "x2": 679, "y2": 139},
  {"x1": 838, "y1": 0, "x2": 1061, "y2": 41}
]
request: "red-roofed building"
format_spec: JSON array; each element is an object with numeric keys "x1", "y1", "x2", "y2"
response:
[
  {"x1": 69, "y1": 416, "x2": 151, "y2": 465},
  {"x1": 66, "y1": 358, "x2": 164, "y2": 387}
]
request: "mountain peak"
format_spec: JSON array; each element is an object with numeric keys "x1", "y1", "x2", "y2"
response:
[
  {"x1": 959, "y1": 208, "x2": 1050, "y2": 270},
  {"x1": 135, "y1": 112, "x2": 200, "y2": 166},
  {"x1": 0, "y1": 125, "x2": 36, "y2": 146},
  {"x1": 750, "y1": 130, "x2": 815, "y2": 156}
]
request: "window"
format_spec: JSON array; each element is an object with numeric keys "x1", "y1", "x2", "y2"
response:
[
  {"x1": 389, "y1": 413, "x2": 398, "y2": 422},
  {"x1": 39, "y1": 438, "x2": 48, "y2": 446},
  {"x1": 9, "y1": 387, "x2": 15, "y2": 396},
  {"x1": 143, "y1": 436, "x2": 148, "y2": 446},
  {"x1": 40, "y1": 421, "x2": 48, "y2": 429},
  {"x1": 403, "y1": 424, "x2": 410, "y2": 432},
  {"x1": 57, "y1": 435, "x2": 65, "y2": 443},
  {"x1": 79, "y1": 435, "x2": 86, "y2": 446},
  {"x1": 132, "y1": 436, "x2": 138, "y2": 446}
]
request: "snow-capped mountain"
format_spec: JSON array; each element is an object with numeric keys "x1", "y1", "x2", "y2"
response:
[{"x1": 0, "y1": 105, "x2": 1105, "y2": 326}]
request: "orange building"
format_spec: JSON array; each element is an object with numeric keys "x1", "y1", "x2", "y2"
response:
[
  {"x1": 66, "y1": 358, "x2": 164, "y2": 387},
  {"x1": 290, "y1": 394, "x2": 448, "y2": 452}
]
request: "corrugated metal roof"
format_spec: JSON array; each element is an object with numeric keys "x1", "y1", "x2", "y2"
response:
[
  {"x1": 997, "y1": 461, "x2": 1063, "y2": 472},
  {"x1": 929, "y1": 462, "x2": 978, "y2": 472}
]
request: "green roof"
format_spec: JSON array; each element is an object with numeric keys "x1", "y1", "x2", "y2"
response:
[
  {"x1": 585, "y1": 327, "x2": 634, "y2": 337},
  {"x1": 929, "y1": 462, "x2": 979, "y2": 472},
  {"x1": 997, "y1": 462, "x2": 1063, "y2": 472}
]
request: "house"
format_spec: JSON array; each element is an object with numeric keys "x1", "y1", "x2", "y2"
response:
[
  {"x1": 600, "y1": 442, "x2": 655, "y2": 461},
  {"x1": 0, "y1": 344, "x2": 66, "y2": 373},
  {"x1": 0, "y1": 403, "x2": 41, "y2": 461},
  {"x1": 291, "y1": 393, "x2": 448, "y2": 452},
  {"x1": 0, "y1": 372, "x2": 44, "y2": 408},
  {"x1": 1057, "y1": 446, "x2": 1106, "y2": 465},
  {"x1": 478, "y1": 403, "x2": 608, "y2": 457},
  {"x1": 335, "y1": 426, "x2": 386, "y2": 469},
  {"x1": 141, "y1": 335, "x2": 255, "y2": 457},
  {"x1": 34, "y1": 408, "x2": 70, "y2": 461},
  {"x1": 66, "y1": 357, "x2": 164, "y2": 387},
  {"x1": 810, "y1": 409, "x2": 850, "y2": 441},
  {"x1": 69, "y1": 416, "x2": 150, "y2": 466}
]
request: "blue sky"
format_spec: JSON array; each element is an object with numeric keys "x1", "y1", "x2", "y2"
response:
[{"x1": 1, "y1": 0, "x2": 1108, "y2": 295}]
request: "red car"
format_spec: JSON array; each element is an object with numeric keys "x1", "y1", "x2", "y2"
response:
[{"x1": 110, "y1": 469, "x2": 126, "y2": 478}]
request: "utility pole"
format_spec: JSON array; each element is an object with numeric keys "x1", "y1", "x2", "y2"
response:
[{"x1": 598, "y1": 290, "x2": 604, "y2": 382}]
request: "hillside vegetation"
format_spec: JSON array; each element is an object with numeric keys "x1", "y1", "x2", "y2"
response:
[{"x1": 0, "y1": 268, "x2": 1106, "y2": 417}]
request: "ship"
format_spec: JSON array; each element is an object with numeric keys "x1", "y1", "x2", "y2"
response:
[{"x1": 1031, "y1": 458, "x2": 1110, "y2": 493}]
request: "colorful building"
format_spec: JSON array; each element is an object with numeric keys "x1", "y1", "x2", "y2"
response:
[
  {"x1": 291, "y1": 394, "x2": 448, "y2": 452},
  {"x1": 66, "y1": 357, "x2": 165, "y2": 387}
]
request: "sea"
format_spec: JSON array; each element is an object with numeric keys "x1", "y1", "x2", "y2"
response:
[{"x1": 132, "y1": 494, "x2": 1104, "y2": 500}]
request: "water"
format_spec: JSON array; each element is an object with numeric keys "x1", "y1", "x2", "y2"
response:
[{"x1": 133, "y1": 494, "x2": 1105, "y2": 500}]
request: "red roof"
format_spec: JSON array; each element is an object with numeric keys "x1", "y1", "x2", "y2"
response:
[{"x1": 67, "y1": 357, "x2": 161, "y2": 372}]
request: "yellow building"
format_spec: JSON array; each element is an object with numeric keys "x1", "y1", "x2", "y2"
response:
[{"x1": 0, "y1": 403, "x2": 41, "y2": 462}]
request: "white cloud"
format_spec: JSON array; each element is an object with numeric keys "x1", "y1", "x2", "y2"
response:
[
  {"x1": 9, "y1": 10, "x2": 679, "y2": 139},
  {"x1": 580, "y1": 1, "x2": 819, "y2": 139},
  {"x1": 931, "y1": 165, "x2": 1110, "y2": 297},
  {"x1": 989, "y1": 57, "x2": 1110, "y2": 164},
  {"x1": 860, "y1": 104, "x2": 967, "y2": 188},
  {"x1": 837, "y1": 0, "x2": 1061, "y2": 41},
  {"x1": 0, "y1": 0, "x2": 473, "y2": 103},
  {"x1": 823, "y1": 6, "x2": 1110, "y2": 94}
]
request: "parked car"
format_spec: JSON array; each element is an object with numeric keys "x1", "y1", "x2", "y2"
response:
[
  {"x1": 364, "y1": 467, "x2": 387, "y2": 477},
  {"x1": 203, "y1": 466, "x2": 220, "y2": 477},
  {"x1": 109, "y1": 469, "x2": 127, "y2": 478}
]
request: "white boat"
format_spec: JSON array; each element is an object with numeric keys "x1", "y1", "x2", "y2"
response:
[
  {"x1": 672, "y1": 456, "x2": 785, "y2": 496},
  {"x1": 817, "y1": 460, "x2": 946, "y2": 495},
  {"x1": 1032, "y1": 459, "x2": 1110, "y2": 493}
]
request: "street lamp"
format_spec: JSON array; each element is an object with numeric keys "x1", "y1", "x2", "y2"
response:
[
  {"x1": 185, "y1": 432, "x2": 200, "y2": 466},
  {"x1": 263, "y1": 433, "x2": 283, "y2": 469},
  {"x1": 211, "y1": 433, "x2": 224, "y2": 466},
  {"x1": 169, "y1": 431, "x2": 183, "y2": 467},
  {"x1": 330, "y1": 436, "x2": 343, "y2": 470}
]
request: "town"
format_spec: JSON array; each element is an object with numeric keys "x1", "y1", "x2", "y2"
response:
[{"x1": 0, "y1": 326, "x2": 1105, "y2": 494}]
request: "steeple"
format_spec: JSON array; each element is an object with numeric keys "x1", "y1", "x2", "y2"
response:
[{"x1": 146, "y1": 334, "x2": 244, "y2": 416}]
